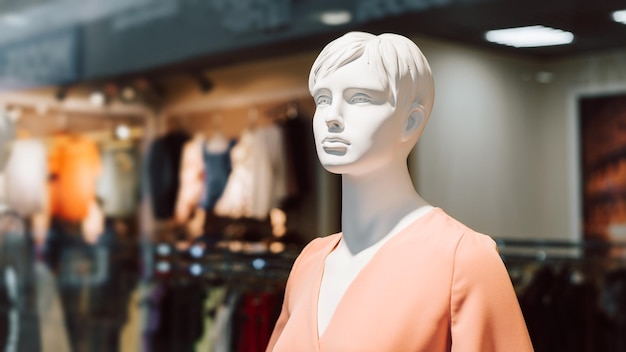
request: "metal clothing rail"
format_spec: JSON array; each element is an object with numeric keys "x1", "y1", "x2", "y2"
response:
[
  {"x1": 495, "y1": 238, "x2": 626, "y2": 263},
  {"x1": 151, "y1": 241, "x2": 297, "y2": 283},
  {"x1": 495, "y1": 238, "x2": 626, "y2": 249}
]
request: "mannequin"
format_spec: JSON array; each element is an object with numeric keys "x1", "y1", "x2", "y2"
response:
[{"x1": 266, "y1": 32, "x2": 533, "y2": 351}]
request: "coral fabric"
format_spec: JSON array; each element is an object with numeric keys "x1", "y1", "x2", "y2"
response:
[
  {"x1": 48, "y1": 134, "x2": 102, "y2": 222},
  {"x1": 267, "y1": 208, "x2": 534, "y2": 352}
]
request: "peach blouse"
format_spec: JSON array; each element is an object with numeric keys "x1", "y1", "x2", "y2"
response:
[{"x1": 267, "y1": 208, "x2": 533, "y2": 352}]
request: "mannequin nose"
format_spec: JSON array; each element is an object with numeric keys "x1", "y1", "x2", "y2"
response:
[{"x1": 325, "y1": 106, "x2": 344, "y2": 131}]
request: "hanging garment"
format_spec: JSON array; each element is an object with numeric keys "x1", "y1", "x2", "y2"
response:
[
  {"x1": 0, "y1": 212, "x2": 41, "y2": 352},
  {"x1": 214, "y1": 130, "x2": 259, "y2": 219},
  {"x1": 194, "y1": 286, "x2": 227, "y2": 352},
  {"x1": 267, "y1": 208, "x2": 533, "y2": 352},
  {"x1": 119, "y1": 283, "x2": 149, "y2": 352},
  {"x1": 174, "y1": 135, "x2": 206, "y2": 223},
  {"x1": 253, "y1": 126, "x2": 287, "y2": 214},
  {"x1": 143, "y1": 283, "x2": 166, "y2": 352},
  {"x1": 0, "y1": 109, "x2": 15, "y2": 172},
  {"x1": 200, "y1": 139, "x2": 235, "y2": 210},
  {"x1": 211, "y1": 291, "x2": 240, "y2": 352},
  {"x1": 0, "y1": 111, "x2": 11, "y2": 211},
  {"x1": 48, "y1": 134, "x2": 102, "y2": 222},
  {"x1": 237, "y1": 292, "x2": 279, "y2": 352},
  {"x1": 215, "y1": 126, "x2": 287, "y2": 220},
  {"x1": 150, "y1": 283, "x2": 204, "y2": 352},
  {"x1": 146, "y1": 131, "x2": 190, "y2": 220},
  {"x1": 35, "y1": 262, "x2": 71, "y2": 352},
  {"x1": 97, "y1": 142, "x2": 140, "y2": 218},
  {"x1": 4, "y1": 139, "x2": 48, "y2": 217},
  {"x1": 43, "y1": 217, "x2": 136, "y2": 352}
]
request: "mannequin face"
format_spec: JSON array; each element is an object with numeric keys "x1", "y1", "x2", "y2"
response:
[{"x1": 312, "y1": 57, "x2": 411, "y2": 175}]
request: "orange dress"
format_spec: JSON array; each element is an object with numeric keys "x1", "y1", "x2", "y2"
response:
[
  {"x1": 48, "y1": 134, "x2": 102, "y2": 221},
  {"x1": 267, "y1": 208, "x2": 533, "y2": 352}
]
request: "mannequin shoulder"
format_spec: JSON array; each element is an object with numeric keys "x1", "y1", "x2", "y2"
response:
[
  {"x1": 455, "y1": 230, "x2": 498, "y2": 257},
  {"x1": 300, "y1": 234, "x2": 341, "y2": 258},
  {"x1": 419, "y1": 209, "x2": 500, "y2": 264},
  {"x1": 452, "y1": 230, "x2": 505, "y2": 281},
  {"x1": 291, "y1": 234, "x2": 341, "y2": 268}
]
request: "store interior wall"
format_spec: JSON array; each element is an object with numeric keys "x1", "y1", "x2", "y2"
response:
[
  {"x1": 412, "y1": 35, "x2": 546, "y2": 240},
  {"x1": 534, "y1": 50, "x2": 626, "y2": 242},
  {"x1": 412, "y1": 35, "x2": 626, "y2": 242}
]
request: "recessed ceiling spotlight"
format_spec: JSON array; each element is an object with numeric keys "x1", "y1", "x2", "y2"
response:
[
  {"x1": 320, "y1": 10, "x2": 352, "y2": 26},
  {"x1": 613, "y1": 10, "x2": 626, "y2": 25},
  {"x1": 485, "y1": 25, "x2": 574, "y2": 48}
]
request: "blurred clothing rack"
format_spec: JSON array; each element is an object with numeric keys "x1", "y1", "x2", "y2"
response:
[
  {"x1": 496, "y1": 238, "x2": 626, "y2": 263},
  {"x1": 150, "y1": 240, "x2": 297, "y2": 285},
  {"x1": 496, "y1": 239, "x2": 626, "y2": 352}
]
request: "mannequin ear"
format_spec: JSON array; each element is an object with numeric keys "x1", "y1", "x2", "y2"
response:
[{"x1": 402, "y1": 105, "x2": 424, "y2": 141}]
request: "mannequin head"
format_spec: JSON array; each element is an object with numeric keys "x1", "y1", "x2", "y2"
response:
[{"x1": 309, "y1": 32, "x2": 434, "y2": 175}]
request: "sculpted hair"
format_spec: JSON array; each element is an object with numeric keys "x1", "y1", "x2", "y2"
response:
[{"x1": 308, "y1": 32, "x2": 435, "y2": 119}]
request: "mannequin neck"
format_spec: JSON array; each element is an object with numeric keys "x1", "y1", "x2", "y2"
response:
[{"x1": 340, "y1": 159, "x2": 429, "y2": 255}]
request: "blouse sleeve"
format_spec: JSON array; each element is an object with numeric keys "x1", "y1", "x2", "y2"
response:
[{"x1": 450, "y1": 232, "x2": 534, "y2": 352}]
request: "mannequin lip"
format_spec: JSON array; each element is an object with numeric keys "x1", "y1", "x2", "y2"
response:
[{"x1": 322, "y1": 137, "x2": 351, "y2": 145}]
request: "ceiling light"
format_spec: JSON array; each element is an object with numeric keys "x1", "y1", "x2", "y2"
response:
[
  {"x1": 320, "y1": 10, "x2": 352, "y2": 26},
  {"x1": 89, "y1": 91, "x2": 106, "y2": 106},
  {"x1": 485, "y1": 25, "x2": 574, "y2": 48},
  {"x1": 121, "y1": 86, "x2": 137, "y2": 101},
  {"x1": 0, "y1": 14, "x2": 29, "y2": 27},
  {"x1": 115, "y1": 124, "x2": 131, "y2": 140},
  {"x1": 613, "y1": 10, "x2": 626, "y2": 25}
]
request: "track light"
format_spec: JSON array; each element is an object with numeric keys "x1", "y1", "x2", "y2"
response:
[
  {"x1": 196, "y1": 75, "x2": 213, "y2": 93},
  {"x1": 55, "y1": 87, "x2": 68, "y2": 102}
]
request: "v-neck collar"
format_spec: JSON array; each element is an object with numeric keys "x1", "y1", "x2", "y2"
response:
[{"x1": 311, "y1": 207, "x2": 441, "y2": 348}]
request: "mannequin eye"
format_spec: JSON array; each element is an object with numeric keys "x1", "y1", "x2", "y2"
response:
[
  {"x1": 350, "y1": 94, "x2": 371, "y2": 104},
  {"x1": 316, "y1": 95, "x2": 331, "y2": 106}
]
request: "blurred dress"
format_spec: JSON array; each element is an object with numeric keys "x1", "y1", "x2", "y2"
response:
[
  {"x1": 214, "y1": 126, "x2": 286, "y2": 220},
  {"x1": 96, "y1": 142, "x2": 140, "y2": 218},
  {"x1": 48, "y1": 134, "x2": 102, "y2": 222},
  {"x1": 4, "y1": 139, "x2": 48, "y2": 217}
]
